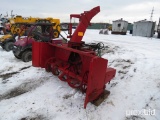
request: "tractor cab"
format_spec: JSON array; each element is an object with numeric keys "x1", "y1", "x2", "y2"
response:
[{"x1": 31, "y1": 22, "x2": 56, "y2": 41}]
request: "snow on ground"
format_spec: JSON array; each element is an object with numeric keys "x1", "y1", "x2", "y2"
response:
[{"x1": 0, "y1": 31, "x2": 160, "y2": 120}]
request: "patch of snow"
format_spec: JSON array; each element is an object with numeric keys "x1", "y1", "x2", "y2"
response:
[{"x1": 0, "y1": 30, "x2": 160, "y2": 120}]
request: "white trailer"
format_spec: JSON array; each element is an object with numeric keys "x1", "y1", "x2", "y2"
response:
[
  {"x1": 112, "y1": 18, "x2": 128, "y2": 35},
  {"x1": 157, "y1": 18, "x2": 160, "y2": 38},
  {"x1": 133, "y1": 20, "x2": 155, "y2": 37}
]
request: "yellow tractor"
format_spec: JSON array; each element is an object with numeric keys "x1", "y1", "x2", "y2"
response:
[
  {"x1": 9, "y1": 16, "x2": 39, "y2": 24},
  {"x1": 107, "y1": 25, "x2": 112, "y2": 31},
  {"x1": 9, "y1": 16, "x2": 39, "y2": 34},
  {"x1": 0, "y1": 16, "x2": 60, "y2": 51}
]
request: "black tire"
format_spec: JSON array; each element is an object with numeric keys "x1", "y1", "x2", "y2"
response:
[
  {"x1": 0, "y1": 45, "x2": 4, "y2": 49},
  {"x1": 4, "y1": 42, "x2": 14, "y2": 51},
  {"x1": 2, "y1": 46, "x2": 5, "y2": 49},
  {"x1": 14, "y1": 54, "x2": 21, "y2": 59},
  {"x1": 22, "y1": 51, "x2": 32, "y2": 62},
  {"x1": 158, "y1": 33, "x2": 160, "y2": 38},
  {"x1": 53, "y1": 30, "x2": 60, "y2": 38}
]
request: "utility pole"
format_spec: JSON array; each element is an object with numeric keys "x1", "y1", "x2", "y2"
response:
[
  {"x1": 150, "y1": 7, "x2": 154, "y2": 21},
  {"x1": 0, "y1": 14, "x2": 2, "y2": 19},
  {"x1": 11, "y1": 10, "x2": 15, "y2": 18},
  {"x1": 11, "y1": 10, "x2": 13, "y2": 18}
]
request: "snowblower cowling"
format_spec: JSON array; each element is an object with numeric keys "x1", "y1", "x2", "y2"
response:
[{"x1": 32, "y1": 6, "x2": 116, "y2": 108}]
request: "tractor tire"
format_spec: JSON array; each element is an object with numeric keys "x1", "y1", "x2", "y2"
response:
[
  {"x1": 4, "y1": 42, "x2": 14, "y2": 51},
  {"x1": 53, "y1": 30, "x2": 60, "y2": 38},
  {"x1": 22, "y1": 51, "x2": 32, "y2": 62},
  {"x1": 0, "y1": 45, "x2": 4, "y2": 49},
  {"x1": 2, "y1": 46, "x2": 5, "y2": 49},
  {"x1": 158, "y1": 33, "x2": 160, "y2": 38},
  {"x1": 14, "y1": 54, "x2": 21, "y2": 59}
]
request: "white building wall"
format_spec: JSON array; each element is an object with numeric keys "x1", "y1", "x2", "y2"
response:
[
  {"x1": 112, "y1": 21, "x2": 128, "y2": 33},
  {"x1": 133, "y1": 21, "x2": 155, "y2": 37},
  {"x1": 157, "y1": 19, "x2": 160, "y2": 38},
  {"x1": 158, "y1": 21, "x2": 160, "y2": 31}
]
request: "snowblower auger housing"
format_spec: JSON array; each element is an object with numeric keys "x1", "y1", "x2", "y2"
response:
[{"x1": 32, "y1": 6, "x2": 116, "y2": 108}]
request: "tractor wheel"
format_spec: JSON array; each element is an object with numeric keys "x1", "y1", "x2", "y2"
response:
[
  {"x1": 14, "y1": 54, "x2": 21, "y2": 59},
  {"x1": 22, "y1": 51, "x2": 32, "y2": 62},
  {"x1": 2, "y1": 46, "x2": 5, "y2": 49},
  {"x1": 4, "y1": 42, "x2": 14, "y2": 51},
  {"x1": 1, "y1": 45, "x2": 4, "y2": 49},
  {"x1": 158, "y1": 33, "x2": 160, "y2": 38},
  {"x1": 53, "y1": 30, "x2": 60, "y2": 38}
]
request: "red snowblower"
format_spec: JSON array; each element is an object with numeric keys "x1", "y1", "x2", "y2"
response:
[{"x1": 32, "y1": 6, "x2": 116, "y2": 108}]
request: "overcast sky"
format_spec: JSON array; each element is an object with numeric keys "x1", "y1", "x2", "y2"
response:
[{"x1": 0, "y1": 0, "x2": 160, "y2": 24}]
